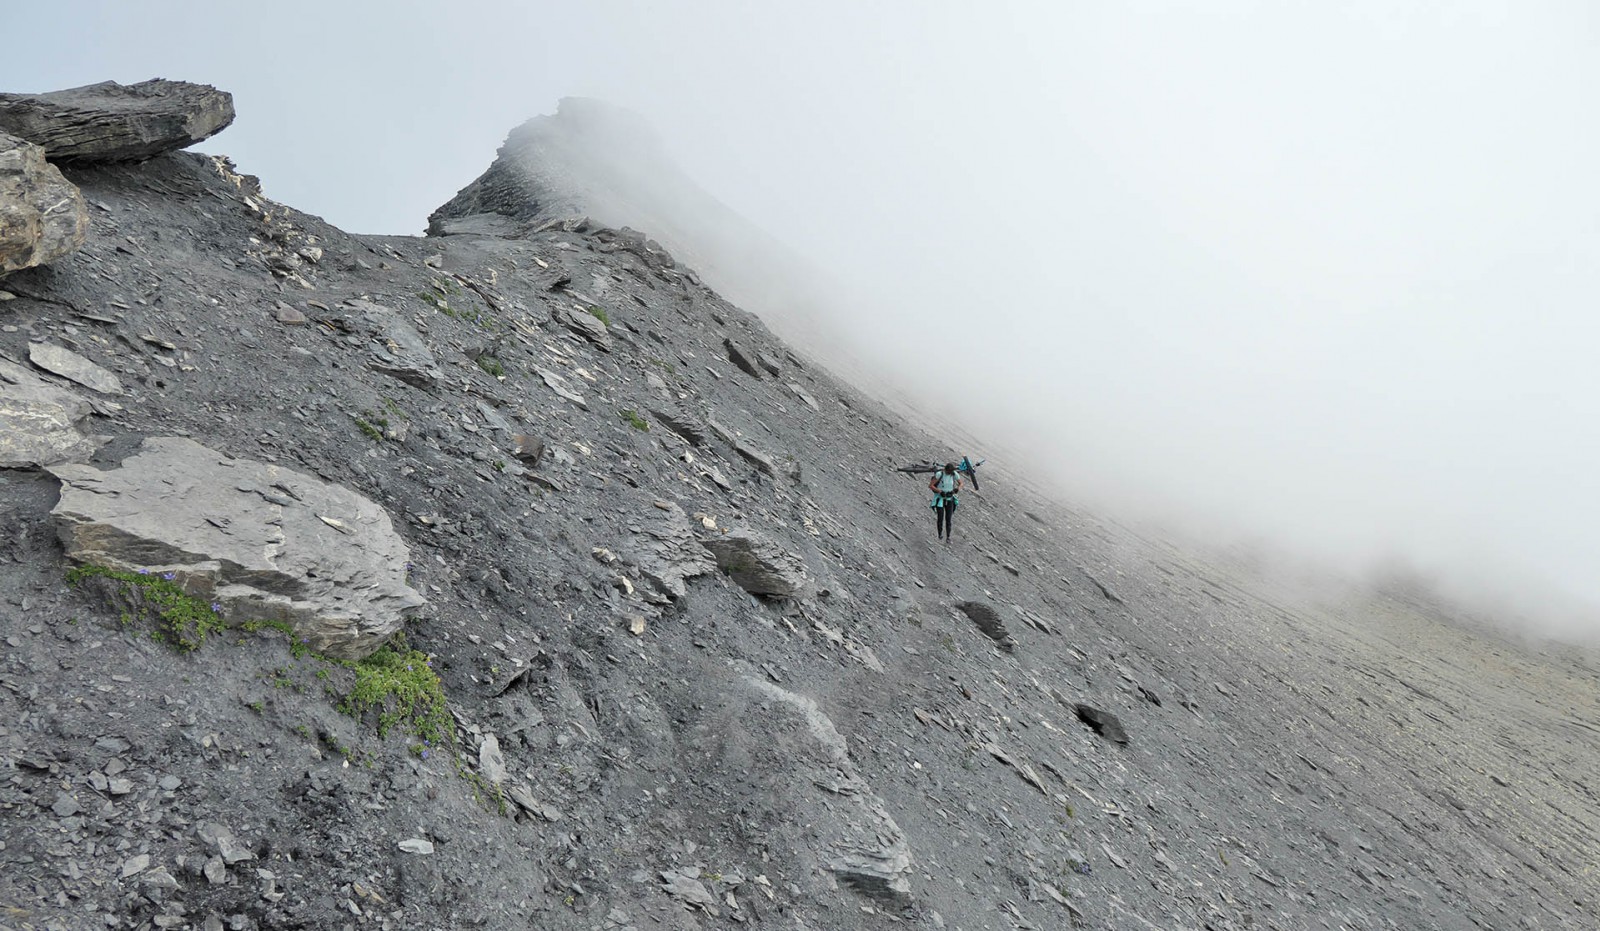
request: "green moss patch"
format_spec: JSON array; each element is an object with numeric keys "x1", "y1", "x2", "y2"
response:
[{"x1": 67, "y1": 565, "x2": 227, "y2": 652}]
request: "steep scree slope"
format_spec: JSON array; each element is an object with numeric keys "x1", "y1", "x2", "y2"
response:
[{"x1": 0, "y1": 142, "x2": 1596, "y2": 931}]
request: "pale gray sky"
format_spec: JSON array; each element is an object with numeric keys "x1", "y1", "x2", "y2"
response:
[{"x1": 9, "y1": 2, "x2": 1599, "y2": 635}]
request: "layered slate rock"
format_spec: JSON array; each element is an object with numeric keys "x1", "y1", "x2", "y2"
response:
[
  {"x1": 738, "y1": 677, "x2": 913, "y2": 904},
  {"x1": 48, "y1": 437, "x2": 424, "y2": 659},
  {"x1": 0, "y1": 132, "x2": 87, "y2": 275},
  {"x1": 28, "y1": 342, "x2": 122, "y2": 395},
  {"x1": 631, "y1": 501, "x2": 716, "y2": 602},
  {"x1": 956, "y1": 600, "x2": 1017, "y2": 651},
  {"x1": 336, "y1": 299, "x2": 442, "y2": 390},
  {"x1": 0, "y1": 357, "x2": 103, "y2": 468},
  {"x1": 0, "y1": 79, "x2": 234, "y2": 163},
  {"x1": 702, "y1": 529, "x2": 810, "y2": 598}
]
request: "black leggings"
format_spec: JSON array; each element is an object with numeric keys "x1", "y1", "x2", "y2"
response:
[{"x1": 936, "y1": 502, "x2": 956, "y2": 538}]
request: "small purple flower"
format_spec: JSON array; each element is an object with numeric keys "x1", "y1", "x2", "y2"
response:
[
  {"x1": 1075, "y1": 863, "x2": 1092, "y2": 875},
  {"x1": 210, "y1": 602, "x2": 222, "y2": 614},
  {"x1": 420, "y1": 750, "x2": 430, "y2": 760},
  {"x1": 137, "y1": 568, "x2": 150, "y2": 575}
]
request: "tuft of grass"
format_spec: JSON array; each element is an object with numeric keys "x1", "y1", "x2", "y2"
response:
[
  {"x1": 618, "y1": 408, "x2": 649, "y2": 432},
  {"x1": 476, "y1": 356, "x2": 506, "y2": 378},
  {"x1": 338, "y1": 635, "x2": 452, "y2": 744},
  {"x1": 67, "y1": 565, "x2": 227, "y2": 652},
  {"x1": 647, "y1": 357, "x2": 677, "y2": 375},
  {"x1": 586, "y1": 306, "x2": 611, "y2": 326},
  {"x1": 353, "y1": 415, "x2": 385, "y2": 442}
]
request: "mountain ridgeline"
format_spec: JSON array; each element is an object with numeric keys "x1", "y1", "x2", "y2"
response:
[{"x1": 0, "y1": 82, "x2": 1596, "y2": 931}]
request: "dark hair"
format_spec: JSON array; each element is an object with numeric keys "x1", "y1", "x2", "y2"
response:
[{"x1": 944, "y1": 463, "x2": 956, "y2": 472}]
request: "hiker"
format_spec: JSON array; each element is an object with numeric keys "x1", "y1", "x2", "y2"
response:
[{"x1": 929, "y1": 463, "x2": 962, "y2": 542}]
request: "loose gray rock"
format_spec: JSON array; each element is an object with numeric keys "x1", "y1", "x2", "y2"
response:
[
  {"x1": 27, "y1": 341, "x2": 122, "y2": 395},
  {"x1": 0, "y1": 131, "x2": 87, "y2": 275},
  {"x1": 0, "y1": 357, "x2": 104, "y2": 467},
  {"x1": 956, "y1": 601, "x2": 1017, "y2": 651},
  {"x1": 554, "y1": 305, "x2": 612, "y2": 351},
  {"x1": 649, "y1": 402, "x2": 707, "y2": 447},
  {"x1": 0, "y1": 79, "x2": 234, "y2": 162},
  {"x1": 1074, "y1": 704, "x2": 1130, "y2": 744},
  {"x1": 702, "y1": 529, "x2": 810, "y2": 598},
  {"x1": 723, "y1": 338, "x2": 761, "y2": 379},
  {"x1": 49, "y1": 436, "x2": 425, "y2": 659},
  {"x1": 398, "y1": 838, "x2": 434, "y2": 855},
  {"x1": 478, "y1": 733, "x2": 508, "y2": 784},
  {"x1": 707, "y1": 418, "x2": 779, "y2": 477},
  {"x1": 344, "y1": 299, "x2": 442, "y2": 390}
]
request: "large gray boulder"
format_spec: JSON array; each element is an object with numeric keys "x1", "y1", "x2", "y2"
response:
[
  {"x1": 0, "y1": 357, "x2": 104, "y2": 468},
  {"x1": 702, "y1": 529, "x2": 810, "y2": 598},
  {"x1": 48, "y1": 437, "x2": 425, "y2": 659},
  {"x1": 0, "y1": 79, "x2": 234, "y2": 162},
  {"x1": 0, "y1": 132, "x2": 87, "y2": 276}
]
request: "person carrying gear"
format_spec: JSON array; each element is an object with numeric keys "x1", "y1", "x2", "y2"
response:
[{"x1": 929, "y1": 462, "x2": 962, "y2": 543}]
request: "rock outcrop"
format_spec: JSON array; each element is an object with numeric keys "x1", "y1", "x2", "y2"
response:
[
  {"x1": 702, "y1": 529, "x2": 810, "y2": 597},
  {"x1": 739, "y1": 677, "x2": 914, "y2": 905},
  {"x1": 631, "y1": 501, "x2": 717, "y2": 602},
  {"x1": 0, "y1": 357, "x2": 103, "y2": 467},
  {"x1": 48, "y1": 437, "x2": 424, "y2": 659},
  {"x1": 0, "y1": 132, "x2": 87, "y2": 275},
  {"x1": 0, "y1": 79, "x2": 234, "y2": 162}
]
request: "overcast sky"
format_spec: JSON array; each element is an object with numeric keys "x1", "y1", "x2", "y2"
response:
[{"x1": 9, "y1": 2, "x2": 1599, "y2": 636}]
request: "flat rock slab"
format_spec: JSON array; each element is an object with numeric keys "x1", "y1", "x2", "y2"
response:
[
  {"x1": 554, "y1": 306, "x2": 611, "y2": 352},
  {"x1": 48, "y1": 436, "x2": 424, "y2": 659},
  {"x1": 0, "y1": 131, "x2": 87, "y2": 275},
  {"x1": 0, "y1": 79, "x2": 233, "y2": 163},
  {"x1": 0, "y1": 357, "x2": 104, "y2": 468},
  {"x1": 702, "y1": 529, "x2": 810, "y2": 598},
  {"x1": 631, "y1": 501, "x2": 715, "y2": 601},
  {"x1": 28, "y1": 341, "x2": 122, "y2": 395}
]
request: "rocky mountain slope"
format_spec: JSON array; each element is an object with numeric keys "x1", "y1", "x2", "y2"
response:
[{"x1": 2, "y1": 84, "x2": 1598, "y2": 931}]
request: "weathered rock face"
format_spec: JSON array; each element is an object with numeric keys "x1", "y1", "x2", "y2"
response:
[
  {"x1": 328, "y1": 299, "x2": 442, "y2": 390},
  {"x1": 0, "y1": 357, "x2": 104, "y2": 468},
  {"x1": 48, "y1": 437, "x2": 424, "y2": 659},
  {"x1": 0, "y1": 79, "x2": 234, "y2": 163},
  {"x1": 630, "y1": 502, "x2": 716, "y2": 602},
  {"x1": 0, "y1": 132, "x2": 87, "y2": 276},
  {"x1": 553, "y1": 305, "x2": 611, "y2": 352},
  {"x1": 737, "y1": 677, "x2": 914, "y2": 904},
  {"x1": 702, "y1": 529, "x2": 810, "y2": 597}
]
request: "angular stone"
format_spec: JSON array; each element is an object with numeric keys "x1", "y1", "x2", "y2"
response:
[
  {"x1": 398, "y1": 838, "x2": 434, "y2": 855},
  {"x1": 648, "y1": 402, "x2": 707, "y2": 447},
  {"x1": 702, "y1": 529, "x2": 810, "y2": 598},
  {"x1": 199, "y1": 822, "x2": 255, "y2": 865},
  {"x1": 509, "y1": 434, "x2": 545, "y2": 464},
  {"x1": 554, "y1": 305, "x2": 611, "y2": 352},
  {"x1": 1074, "y1": 704, "x2": 1130, "y2": 744},
  {"x1": 478, "y1": 733, "x2": 508, "y2": 785},
  {"x1": 706, "y1": 419, "x2": 778, "y2": 477},
  {"x1": 0, "y1": 79, "x2": 234, "y2": 163},
  {"x1": 27, "y1": 342, "x2": 122, "y2": 395},
  {"x1": 0, "y1": 357, "x2": 104, "y2": 467},
  {"x1": 343, "y1": 300, "x2": 441, "y2": 390},
  {"x1": 0, "y1": 132, "x2": 87, "y2": 275},
  {"x1": 49, "y1": 436, "x2": 425, "y2": 660},
  {"x1": 121, "y1": 854, "x2": 150, "y2": 878},
  {"x1": 955, "y1": 601, "x2": 1016, "y2": 651},
  {"x1": 723, "y1": 338, "x2": 761, "y2": 378}
]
